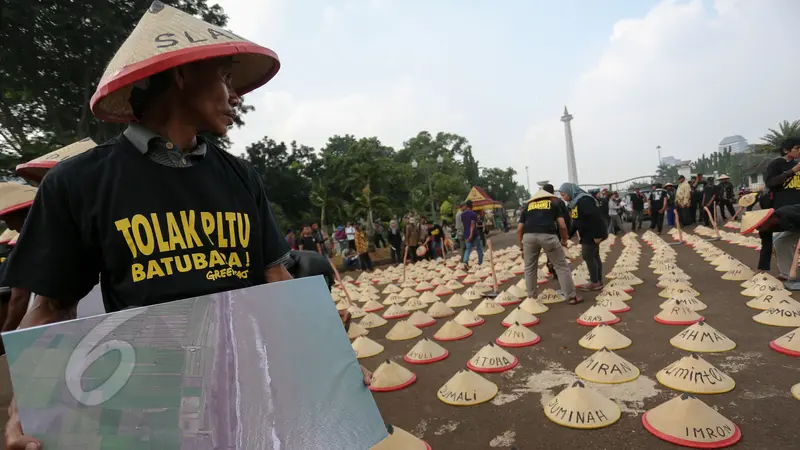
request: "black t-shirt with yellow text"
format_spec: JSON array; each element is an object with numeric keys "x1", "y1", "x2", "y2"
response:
[
  {"x1": 766, "y1": 157, "x2": 800, "y2": 209},
  {"x1": 428, "y1": 224, "x2": 444, "y2": 242},
  {"x1": 521, "y1": 198, "x2": 563, "y2": 235},
  {"x1": 1, "y1": 135, "x2": 289, "y2": 313}
]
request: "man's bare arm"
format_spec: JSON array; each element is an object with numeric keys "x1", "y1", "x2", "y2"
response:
[
  {"x1": 264, "y1": 264, "x2": 293, "y2": 283},
  {"x1": 2, "y1": 288, "x2": 31, "y2": 332},
  {"x1": 17, "y1": 295, "x2": 77, "y2": 329}
]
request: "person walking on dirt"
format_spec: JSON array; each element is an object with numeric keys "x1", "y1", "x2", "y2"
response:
[
  {"x1": 648, "y1": 183, "x2": 668, "y2": 233},
  {"x1": 692, "y1": 173, "x2": 708, "y2": 223},
  {"x1": 455, "y1": 202, "x2": 466, "y2": 259},
  {"x1": 701, "y1": 177, "x2": 716, "y2": 226},
  {"x1": 518, "y1": 189, "x2": 580, "y2": 303},
  {"x1": 664, "y1": 182, "x2": 677, "y2": 227},
  {"x1": 629, "y1": 188, "x2": 646, "y2": 231},
  {"x1": 676, "y1": 175, "x2": 692, "y2": 226},
  {"x1": 715, "y1": 175, "x2": 735, "y2": 220},
  {"x1": 559, "y1": 183, "x2": 608, "y2": 291},
  {"x1": 404, "y1": 217, "x2": 423, "y2": 262},
  {"x1": 607, "y1": 191, "x2": 624, "y2": 235},
  {"x1": 387, "y1": 219, "x2": 403, "y2": 264}
]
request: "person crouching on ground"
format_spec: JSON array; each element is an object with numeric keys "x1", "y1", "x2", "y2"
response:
[
  {"x1": 518, "y1": 189, "x2": 581, "y2": 304},
  {"x1": 559, "y1": 183, "x2": 608, "y2": 291}
]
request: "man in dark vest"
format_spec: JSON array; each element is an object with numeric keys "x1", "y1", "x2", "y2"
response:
[
  {"x1": 2, "y1": 4, "x2": 367, "y2": 449},
  {"x1": 715, "y1": 174, "x2": 735, "y2": 220}
]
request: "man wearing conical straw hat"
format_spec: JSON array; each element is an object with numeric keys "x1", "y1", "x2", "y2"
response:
[
  {"x1": 517, "y1": 188, "x2": 581, "y2": 304},
  {"x1": 2, "y1": 4, "x2": 369, "y2": 448}
]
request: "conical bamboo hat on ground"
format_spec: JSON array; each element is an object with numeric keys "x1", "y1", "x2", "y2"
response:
[
  {"x1": 454, "y1": 309, "x2": 485, "y2": 327},
  {"x1": 496, "y1": 322, "x2": 540, "y2": 347},
  {"x1": 402, "y1": 297, "x2": 427, "y2": 311},
  {"x1": 382, "y1": 284, "x2": 401, "y2": 294},
  {"x1": 419, "y1": 291, "x2": 440, "y2": 304},
  {"x1": 657, "y1": 277, "x2": 693, "y2": 288},
  {"x1": 607, "y1": 272, "x2": 643, "y2": 285},
  {"x1": 769, "y1": 327, "x2": 800, "y2": 357},
  {"x1": 578, "y1": 324, "x2": 631, "y2": 350},
  {"x1": 382, "y1": 294, "x2": 405, "y2": 305},
  {"x1": 359, "y1": 312, "x2": 388, "y2": 329},
  {"x1": 415, "y1": 280, "x2": 434, "y2": 292},
  {"x1": 359, "y1": 292, "x2": 380, "y2": 303},
  {"x1": 670, "y1": 321, "x2": 736, "y2": 352},
  {"x1": 495, "y1": 290, "x2": 521, "y2": 306},
  {"x1": 399, "y1": 287, "x2": 419, "y2": 298},
  {"x1": 753, "y1": 305, "x2": 800, "y2": 327},
  {"x1": 710, "y1": 254, "x2": 736, "y2": 267},
  {"x1": 659, "y1": 285, "x2": 700, "y2": 299},
  {"x1": 362, "y1": 299, "x2": 385, "y2": 313},
  {"x1": 336, "y1": 300, "x2": 352, "y2": 311},
  {"x1": 714, "y1": 257, "x2": 745, "y2": 272},
  {"x1": 90, "y1": 1, "x2": 280, "y2": 122},
  {"x1": 404, "y1": 338, "x2": 449, "y2": 364},
  {"x1": 501, "y1": 307, "x2": 539, "y2": 327},
  {"x1": 371, "y1": 425, "x2": 430, "y2": 450},
  {"x1": 543, "y1": 381, "x2": 621, "y2": 429},
  {"x1": 642, "y1": 394, "x2": 741, "y2": 448},
  {"x1": 0, "y1": 182, "x2": 37, "y2": 216},
  {"x1": 792, "y1": 383, "x2": 800, "y2": 401},
  {"x1": 741, "y1": 208, "x2": 774, "y2": 234},
  {"x1": 433, "y1": 284, "x2": 453, "y2": 296},
  {"x1": 656, "y1": 354, "x2": 735, "y2": 394},
  {"x1": 445, "y1": 293, "x2": 471, "y2": 308},
  {"x1": 655, "y1": 303, "x2": 704, "y2": 325},
  {"x1": 369, "y1": 360, "x2": 417, "y2": 392},
  {"x1": 427, "y1": 301, "x2": 455, "y2": 318},
  {"x1": 407, "y1": 310, "x2": 436, "y2": 328},
  {"x1": 595, "y1": 297, "x2": 630, "y2": 313},
  {"x1": 660, "y1": 296, "x2": 707, "y2": 312},
  {"x1": 721, "y1": 266, "x2": 755, "y2": 281},
  {"x1": 537, "y1": 288, "x2": 566, "y2": 304},
  {"x1": 347, "y1": 304, "x2": 366, "y2": 319},
  {"x1": 445, "y1": 279, "x2": 464, "y2": 290},
  {"x1": 575, "y1": 348, "x2": 640, "y2": 384},
  {"x1": 658, "y1": 269, "x2": 690, "y2": 281},
  {"x1": 437, "y1": 369, "x2": 498, "y2": 406},
  {"x1": 741, "y1": 283, "x2": 789, "y2": 298},
  {"x1": 741, "y1": 272, "x2": 782, "y2": 289},
  {"x1": 472, "y1": 281, "x2": 493, "y2": 293},
  {"x1": 596, "y1": 288, "x2": 633, "y2": 302},
  {"x1": 16, "y1": 138, "x2": 97, "y2": 183},
  {"x1": 352, "y1": 336, "x2": 384, "y2": 359},
  {"x1": 462, "y1": 288, "x2": 483, "y2": 301},
  {"x1": 467, "y1": 342, "x2": 518, "y2": 373},
  {"x1": 347, "y1": 322, "x2": 369, "y2": 339},
  {"x1": 382, "y1": 304, "x2": 410, "y2": 320},
  {"x1": 474, "y1": 299, "x2": 505, "y2": 316},
  {"x1": 519, "y1": 297, "x2": 549, "y2": 314},
  {"x1": 605, "y1": 279, "x2": 634, "y2": 293},
  {"x1": 385, "y1": 320, "x2": 423, "y2": 341},
  {"x1": 462, "y1": 274, "x2": 480, "y2": 284},
  {"x1": 747, "y1": 293, "x2": 799, "y2": 311},
  {"x1": 577, "y1": 306, "x2": 620, "y2": 326},
  {"x1": 433, "y1": 320, "x2": 473, "y2": 341},
  {"x1": 506, "y1": 284, "x2": 527, "y2": 298}
]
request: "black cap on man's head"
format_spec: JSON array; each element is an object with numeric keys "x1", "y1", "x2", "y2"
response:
[{"x1": 543, "y1": 184, "x2": 554, "y2": 194}]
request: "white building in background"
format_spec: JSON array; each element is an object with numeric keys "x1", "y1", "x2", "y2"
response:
[
  {"x1": 660, "y1": 156, "x2": 682, "y2": 167},
  {"x1": 719, "y1": 135, "x2": 749, "y2": 153},
  {"x1": 677, "y1": 161, "x2": 692, "y2": 179}
]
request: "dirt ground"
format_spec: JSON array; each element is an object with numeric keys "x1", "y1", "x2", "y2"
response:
[
  {"x1": 0, "y1": 227, "x2": 797, "y2": 449},
  {"x1": 369, "y1": 228, "x2": 799, "y2": 450}
]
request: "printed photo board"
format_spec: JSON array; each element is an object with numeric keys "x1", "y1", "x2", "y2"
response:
[{"x1": 2, "y1": 276, "x2": 388, "y2": 449}]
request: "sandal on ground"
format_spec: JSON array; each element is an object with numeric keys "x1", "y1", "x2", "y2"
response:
[{"x1": 568, "y1": 296, "x2": 584, "y2": 305}]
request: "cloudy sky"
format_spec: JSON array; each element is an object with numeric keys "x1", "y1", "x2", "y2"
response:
[{"x1": 213, "y1": 0, "x2": 798, "y2": 189}]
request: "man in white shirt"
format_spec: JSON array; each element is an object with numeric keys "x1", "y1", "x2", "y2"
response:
[{"x1": 345, "y1": 222, "x2": 357, "y2": 250}]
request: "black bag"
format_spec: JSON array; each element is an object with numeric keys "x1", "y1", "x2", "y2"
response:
[{"x1": 759, "y1": 189, "x2": 774, "y2": 209}]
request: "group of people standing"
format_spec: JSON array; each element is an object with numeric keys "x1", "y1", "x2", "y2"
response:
[{"x1": 674, "y1": 173, "x2": 736, "y2": 227}]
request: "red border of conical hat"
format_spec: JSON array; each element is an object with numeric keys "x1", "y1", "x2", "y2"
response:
[
  {"x1": 0, "y1": 183, "x2": 37, "y2": 217},
  {"x1": 769, "y1": 327, "x2": 800, "y2": 357},
  {"x1": 16, "y1": 137, "x2": 98, "y2": 183},
  {"x1": 741, "y1": 208, "x2": 774, "y2": 234},
  {"x1": 404, "y1": 338, "x2": 449, "y2": 364},
  {"x1": 453, "y1": 309, "x2": 485, "y2": 328},
  {"x1": 362, "y1": 300, "x2": 384, "y2": 312},
  {"x1": 90, "y1": 2, "x2": 279, "y2": 122},
  {"x1": 466, "y1": 343, "x2": 519, "y2": 373},
  {"x1": 0, "y1": 229, "x2": 17, "y2": 245},
  {"x1": 369, "y1": 360, "x2": 418, "y2": 392},
  {"x1": 495, "y1": 329, "x2": 541, "y2": 347},
  {"x1": 641, "y1": 394, "x2": 742, "y2": 449},
  {"x1": 576, "y1": 307, "x2": 621, "y2": 326},
  {"x1": 407, "y1": 311, "x2": 436, "y2": 328},
  {"x1": 654, "y1": 306, "x2": 704, "y2": 325},
  {"x1": 382, "y1": 305, "x2": 410, "y2": 320}
]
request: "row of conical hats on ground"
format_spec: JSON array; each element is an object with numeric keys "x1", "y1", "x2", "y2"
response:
[{"x1": 691, "y1": 225, "x2": 761, "y2": 249}]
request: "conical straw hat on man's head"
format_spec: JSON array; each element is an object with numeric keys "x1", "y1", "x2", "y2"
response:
[
  {"x1": 16, "y1": 137, "x2": 97, "y2": 183},
  {"x1": 90, "y1": 1, "x2": 280, "y2": 122},
  {"x1": 543, "y1": 381, "x2": 621, "y2": 429},
  {"x1": 0, "y1": 183, "x2": 37, "y2": 217},
  {"x1": 740, "y1": 208, "x2": 774, "y2": 234},
  {"x1": 656, "y1": 354, "x2": 735, "y2": 394},
  {"x1": 642, "y1": 393, "x2": 741, "y2": 447}
]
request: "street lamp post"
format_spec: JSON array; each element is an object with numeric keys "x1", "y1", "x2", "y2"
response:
[{"x1": 411, "y1": 154, "x2": 444, "y2": 223}]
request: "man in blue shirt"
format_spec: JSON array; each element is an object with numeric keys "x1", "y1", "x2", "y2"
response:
[{"x1": 461, "y1": 200, "x2": 483, "y2": 267}]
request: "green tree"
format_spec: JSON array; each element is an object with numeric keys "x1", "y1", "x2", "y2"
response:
[{"x1": 761, "y1": 119, "x2": 800, "y2": 151}]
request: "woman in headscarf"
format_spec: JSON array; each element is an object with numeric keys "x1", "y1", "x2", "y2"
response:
[
  {"x1": 387, "y1": 219, "x2": 403, "y2": 264},
  {"x1": 559, "y1": 182, "x2": 608, "y2": 291}
]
